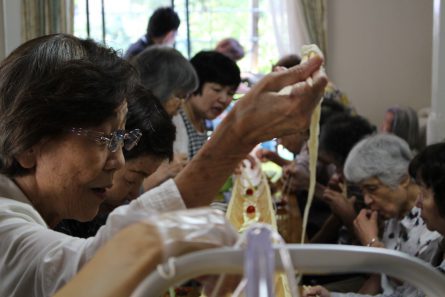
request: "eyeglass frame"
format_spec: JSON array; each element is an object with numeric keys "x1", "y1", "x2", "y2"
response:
[{"x1": 68, "y1": 128, "x2": 142, "y2": 153}]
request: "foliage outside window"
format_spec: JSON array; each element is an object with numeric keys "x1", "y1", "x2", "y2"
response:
[{"x1": 74, "y1": 0, "x2": 278, "y2": 74}]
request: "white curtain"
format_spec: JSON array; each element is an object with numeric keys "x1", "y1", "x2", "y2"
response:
[{"x1": 267, "y1": 0, "x2": 310, "y2": 57}]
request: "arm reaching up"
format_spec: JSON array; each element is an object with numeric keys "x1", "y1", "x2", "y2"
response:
[{"x1": 175, "y1": 56, "x2": 327, "y2": 207}]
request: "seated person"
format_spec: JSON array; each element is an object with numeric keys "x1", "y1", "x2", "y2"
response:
[
  {"x1": 173, "y1": 50, "x2": 241, "y2": 159},
  {"x1": 131, "y1": 46, "x2": 198, "y2": 117},
  {"x1": 55, "y1": 85, "x2": 175, "y2": 237},
  {"x1": 381, "y1": 105, "x2": 422, "y2": 152},
  {"x1": 409, "y1": 142, "x2": 445, "y2": 275},
  {"x1": 124, "y1": 7, "x2": 180, "y2": 60},
  {"x1": 303, "y1": 134, "x2": 442, "y2": 297},
  {"x1": 0, "y1": 33, "x2": 327, "y2": 296},
  {"x1": 282, "y1": 112, "x2": 374, "y2": 241},
  {"x1": 131, "y1": 46, "x2": 198, "y2": 190}
]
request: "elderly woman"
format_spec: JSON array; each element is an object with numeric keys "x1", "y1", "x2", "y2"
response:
[
  {"x1": 56, "y1": 85, "x2": 175, "y2": 238},
  {"x1": 303, "y1": 134, "x2": 441, "y2": 297},
  {"x1": 0, "y1": 34, "x2": 327, "y2": 297},
  {"x1": 381, "y1": 106, "x2": 421, "y2": 151},
  {"x1": 132, "y1": 46, "x2": 198, "y2": 117},
  {"x1": 131, "y1": 46, "x2": 197, "y2": 190}
]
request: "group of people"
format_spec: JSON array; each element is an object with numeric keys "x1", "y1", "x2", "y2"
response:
[
  {"x1": 0, "y1": 5, "x2": 443, "y2": 297},
  {"x1": 0, "y1": 7, "x2": 328, "y2": 295}
]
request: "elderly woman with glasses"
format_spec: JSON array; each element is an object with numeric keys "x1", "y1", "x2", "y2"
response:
[
  {"x1": 0, "y1": 34, "x2": 327, "y2": 297},
  {"x1": 303, "y1": 134, "x2": 442, "y2": 297}
]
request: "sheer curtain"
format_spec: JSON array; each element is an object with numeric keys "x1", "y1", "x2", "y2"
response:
[
  {"x1": 268, "y1": 0, "x2": 327, "y2": 58},
  {"x1": 21, "y1": 0, "x2": 74, "y2": 42},
  {"x1": 267, "y1": 0, "x2": 310, "y2": 57}
]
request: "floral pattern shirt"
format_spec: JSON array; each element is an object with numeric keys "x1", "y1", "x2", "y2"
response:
[{"x1": 331, "y1": 206, "x2": 442, "y2": 297}]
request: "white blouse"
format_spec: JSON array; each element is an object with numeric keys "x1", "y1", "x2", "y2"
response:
[{"x1": 0, "y1": 174, "x2": 185, "y2": 297}]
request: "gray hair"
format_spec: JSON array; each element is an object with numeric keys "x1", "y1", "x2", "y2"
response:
[
  {"x1": 344, "y1": 134, "x2": 413, "y2": 188},
  {"x1": 387, "y1": 106, "x2": 419, "y2": 151},
  {"x1": 132, "y1": 46, "x2": 198, "y2": 104}
]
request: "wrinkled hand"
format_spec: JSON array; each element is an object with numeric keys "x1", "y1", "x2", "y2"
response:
[
  {"x1": 148, "y1": 208, "x2": 238, "y2": 260},
  {"x1": 302, "y1": 285, "x2": 331, "y2": 297},
  {"x1": 323, "y1": 189, "x2": 357, "y2": 227},
  {"x1": 353, "y1": 209, "x2": 379, "y2": 246},
  {"x1": 230, "y1": 56, "x2": 327, "y2": 146}
]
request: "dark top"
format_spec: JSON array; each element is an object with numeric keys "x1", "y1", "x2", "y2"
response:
[
  {"x1": 124, "y1": 35, "x2": 153, "y2": 60},
  {"x1": 55, "y1": 213, "x2": 108, "y2": 238}
]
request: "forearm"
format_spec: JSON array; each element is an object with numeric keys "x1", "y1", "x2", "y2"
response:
[
  {"x1": 175, "y1": 110, "x2": 253, "y2": 208},
  {"x1": 54, "y1": 224, "x2": 163, "y2": 297},
  {"x1": 143, "y1": 170, "x2": 169, "y2": 192},
  {"x1": 175, "y1": 56, "x2": 327, "y2": 208}
]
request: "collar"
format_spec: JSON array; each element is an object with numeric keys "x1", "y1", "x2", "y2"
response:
[
  {"x1": 400, "y1": 206, "x2": 421, "y2": 230},
  {"x1": 0, "y1": 174, "x2": 32, "y2": 205}
]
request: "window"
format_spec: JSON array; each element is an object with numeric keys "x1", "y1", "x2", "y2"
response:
[{"x1": 74, "y1": 0, "x2": 278, "y2": 73}]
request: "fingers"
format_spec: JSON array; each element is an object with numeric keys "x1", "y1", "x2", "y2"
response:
[
  {"x1": 370, "y1": 210, "x2": 378, "y2": 222},
  {"x1": 261, "y1": 56, "x2": 325, "y2": 93},
  {"x1": 357, "y1": 208, "x2": 369, "y2": 219},
  {"x1": 323, "y1": 188, "x2": 343, "y2": 202},
  {"x1": 272, "y1": 65, "x2": 287, "y2": 73}
]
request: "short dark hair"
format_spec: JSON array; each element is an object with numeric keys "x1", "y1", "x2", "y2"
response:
[
  {"x1": 190, "y1": 50, "x2": 241, "y2": 94},
  {"x1": 409, "y1": 142, "x2": 445, "y2": 217},
  {"x1": 132, "y1": 46, "x2": 198, "y2": 104},
  {"x1": 319, "y1": 113, "x2": 376, "y2": 166},
  {"x1": 272, "y1": 54, "x2": 301, "y2": 70},
  {"x1": 125, "y1": 86, "x2": 175, "y2": 161},
  {"x1": 146, "y1": 7, "x2": 180, "y2": 38},
  {"x1": 0, "y1": 34, "x2": 137, "y2": 176},
  {"x1": 320, "y1": 99, "x2": 349, "y2": 127}
]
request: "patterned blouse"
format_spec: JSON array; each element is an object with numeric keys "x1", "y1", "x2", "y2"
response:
[
  {"x1": 331, "y1": 206, "x2": 442, "y2": 297},
  {"x1": 178, "y1": 108, "x2": 208, "y2": 160}
]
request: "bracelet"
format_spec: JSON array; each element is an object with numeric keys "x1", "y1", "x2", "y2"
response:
[{"x1": 367, "y1": 237, "x2": 378, "y2": 247}]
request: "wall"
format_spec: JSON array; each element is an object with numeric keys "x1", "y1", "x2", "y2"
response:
[
  {"x1": 326, "y1": 0, "x2": 433, "y2": 127},
  {"x1": 0, "y1": 0, "x2": 21, "y2": 61}
]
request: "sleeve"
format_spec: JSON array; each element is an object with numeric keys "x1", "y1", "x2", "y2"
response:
[
  {"x1": 0, "y1": 179, "x2": 183, "y2": 297},
  {"x1": 331, "y1": 293, "x2": 382, "y2": 297}
]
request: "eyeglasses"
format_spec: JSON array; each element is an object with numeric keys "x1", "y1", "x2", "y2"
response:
[{"x1": 69, "y1": 128, "x2": 142, "y2": 152}]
